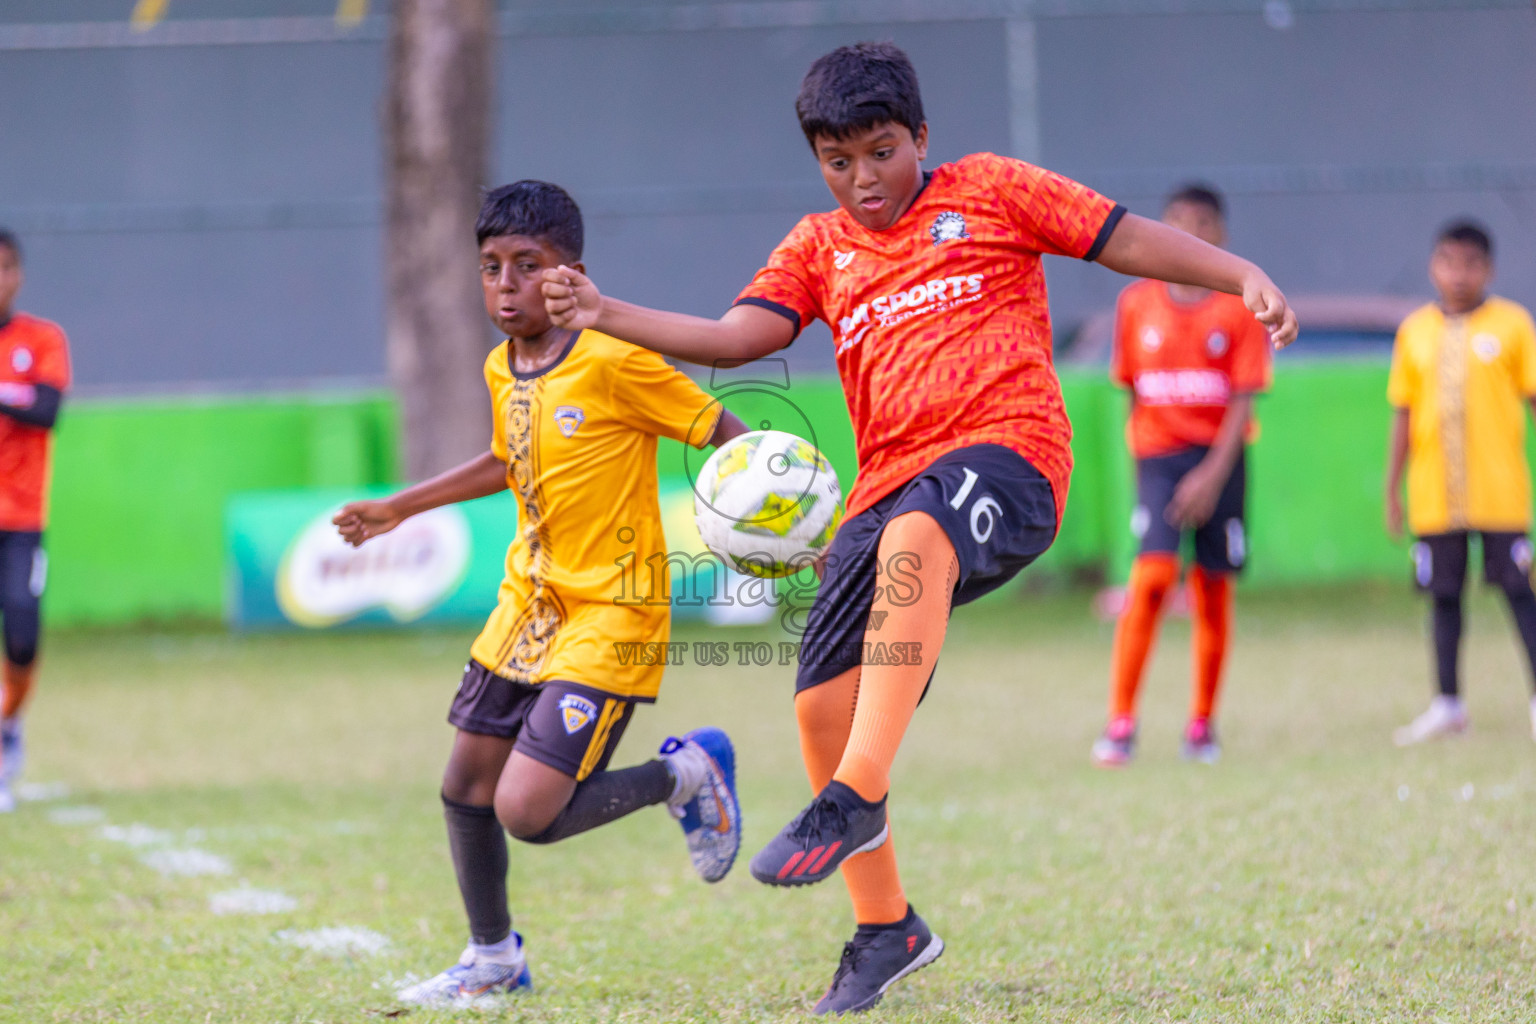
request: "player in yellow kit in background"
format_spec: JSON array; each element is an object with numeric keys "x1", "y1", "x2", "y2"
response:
[{"x1": 1385, "y1": 220, "x2": 1536, "y2": 745}]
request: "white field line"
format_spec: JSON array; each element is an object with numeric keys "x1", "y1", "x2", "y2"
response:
[
  {"x1": 46, "y1": 805, "x2": 106, "y2": 825},
  {"x1": 210, "y1": 887, "x2": 298, "y2": 915},
  {"x1": 140, "y1": 847, "x2": 234, "y2": 877},
  {"x1": 276, "y1": 926, "x2": 390, "y2": 957},
  {"x1": 16, "y1": 781, "x2": 71, "y2": 802}
]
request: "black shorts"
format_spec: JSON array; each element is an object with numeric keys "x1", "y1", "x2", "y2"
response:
[
  {"x1": 794, "y1": 444, "x2": 1058, "y2": 692},
  {"x1": 0, "y1": 530, "x2": 45, "y2": 666},
  {"x1": 448, "y1": 662, "x2": 637, "y2": 781},
  {"x1": 1412, "y1": 531, "x2": 1535, "y2": 599},
  {"x1": 1132, "y1": 447, "x2": 1248, "y2": 573}
]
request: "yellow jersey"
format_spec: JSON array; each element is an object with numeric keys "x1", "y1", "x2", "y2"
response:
[
  {"x1": 469, "y1": 329, "x2": 723, "y2": 700},
  {"x1": 1387, "y1": 297, "x2": 1536, "y2": 535}
]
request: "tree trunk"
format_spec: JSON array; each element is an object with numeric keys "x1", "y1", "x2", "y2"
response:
[{"x1": 384, "y1": 0, "x2": 495, "y2": 480}]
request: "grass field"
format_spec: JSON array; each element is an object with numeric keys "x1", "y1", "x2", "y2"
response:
[{"x1": 5, "y1": 586, "x2": 1536, "y2": 1022}]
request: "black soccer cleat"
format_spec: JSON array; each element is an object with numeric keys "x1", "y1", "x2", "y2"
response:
[
  {"x1": 813, "y1": 905, "x2": 945, "y2": 1015},
  {"x1": 750, "y1": 780, "x2": 889, "y2": 887}
]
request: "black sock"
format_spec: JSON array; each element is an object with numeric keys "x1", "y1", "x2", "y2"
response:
[
  {"x1": 1503, "y1": 588, "x2": 1536, "y2": 691},
  {"x1": 524, "y1": 759, "x2": 672, "y2": 845},
  {"x1": 824, "y1": 779, "x2": 886, "y2": 810},
  {"x1": 1432, "y1": 595, "x2": 1463, "y2": 698},
  {"x1": 442, "y1": 794, "x2": 511, "y2": 947},
  {"x1": 856, "y1": 904, "x2": 917, "y2": 935}
]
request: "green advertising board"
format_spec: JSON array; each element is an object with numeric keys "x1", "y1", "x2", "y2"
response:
[{"x1": 225, "y1": 482, "x2": 779, "y2": 630}]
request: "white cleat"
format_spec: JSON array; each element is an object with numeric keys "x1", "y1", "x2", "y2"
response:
[
  {"x1": 1394, "y1": 696, "x2": 1468, "y2": 747},
  {"x1": 0, "y1": 779, "x2": 14, "y2": 813},
  {"x1": 396, "y1": 939, "x2": 532, "y2": 1007}
]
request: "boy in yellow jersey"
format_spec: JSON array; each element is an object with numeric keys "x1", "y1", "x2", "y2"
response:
[
  {"x1": 333, "y1": 181, "x2": 749, "y2": 1005},
  {"x1": 1386, "y1": 220, "x2": 1536, "y2": 745}
]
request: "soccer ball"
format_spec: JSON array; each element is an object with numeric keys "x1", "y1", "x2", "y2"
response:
[{"x1": 692, "y1": 430, "x2": 844, "y2": 578}]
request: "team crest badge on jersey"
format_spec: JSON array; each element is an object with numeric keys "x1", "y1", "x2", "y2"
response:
[
  {"x1": 833, "y1": 249, "x2": 855, "y2": 270},
  {"x1": 558, "y1": 693, "x2": 598, "y2": 734},
  {"x1": 553, "y1": 405, "x2": 585, "y2": 438},
  {"x1": 10, "y1": 347, "x2": 32, "y2": 373},
  {"x1": 1206, "y1": 330, "x2": 1229, "y2": 357},
  {"x1": 929, "y1": 211, "x2": 970, "y2": 247},
  {"x1": 1140, "y1": 327, "x2": 1163, "y2": 352},
  {"x1": 1472, "y1": 333, "x2": 1501, "y2": 363}
]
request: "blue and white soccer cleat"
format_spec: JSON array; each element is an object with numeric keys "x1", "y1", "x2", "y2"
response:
[
  {"x1": 660, "y1": 727, "x2": 742, "y2": 883},
  {"x1": 395, "y1": 939, "x2": 532, "y2": 1007}
]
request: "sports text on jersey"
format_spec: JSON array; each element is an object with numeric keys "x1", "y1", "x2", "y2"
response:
[
  {"x1": 1131, "y1": 369, "x2": 1231, "y2": 406},
  {"x1": 837, "y1": 274, "x2": 986, "y2": 353}
]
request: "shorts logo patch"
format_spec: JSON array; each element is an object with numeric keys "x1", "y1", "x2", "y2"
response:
[
  {"x1": 1130, "y1": 505, "x2": 1151, "y2": 539},
  {"x1": 28, "y1": 549, "x2": 47, "y2": 598},
  {"x1": 1140, "y1": 326, "x2": 1163, "y2": 352},
  {"x1": 929, "y1": 211, "x2": 971, "y2": 247},
  {"x1": 1514, "y1": 538, "x2": 1534, "y2": 574},
  {"x1": 553, "y1": 406, "x2": 585, "y2": 438},
  {"x1": 1225, "y1": 518, "x2": 1246, "y2": 567},
  {"x1": 1206, "y1": 330, "x2": 1229, "y2": 357},
  {"x1": 11, "y1": 347, "x2": 32, "y2": 373},
  {"x1": 558, "y1": 693, "x2": 598, "y2": 734},
  {"x1": 1472, "y1": 333, "x2": 1501, "y2": 363},
  {"x1": 1412, "y1": 542, "x2": 1432, "y2": 587}
]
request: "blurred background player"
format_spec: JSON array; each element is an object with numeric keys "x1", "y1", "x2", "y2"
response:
[
  {"x1": 542, "y1": 43, "x2": 1296, "y2": 1013},
  {"x1": 1091, "y1": 185, "x2": 1273, "y2": 767},
  {"x1": 1385, "y1": 220, "x2": 1536, "y2": 746},
  {"x1": 0, "y1": 229, "x2": 71, "y2": 813},
  {"x1": 332, "y1": 182, "x2": 747, "y2": 1005}
]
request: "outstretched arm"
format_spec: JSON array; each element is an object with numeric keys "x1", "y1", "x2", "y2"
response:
[
  {"x1": 542, "y1": 266, "x2": 794, "y2": 367},
  {"x1": 710, "y1": 409, "x2": 751, "y2": 448},
  {"x1": 333, "y1": 451, "x2": 507, "y2": 547},
  {"x1": 1096, "y1": 213, "x2": 1299, "y2": 348}
]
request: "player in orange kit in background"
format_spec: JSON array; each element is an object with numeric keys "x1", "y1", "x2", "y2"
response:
[
  {"x1": 1092, "y1": 185, "x2": 1273, "y2": 767},
  {"x1": 0, "y1": 229, "x2": 72, "y2": 811}
]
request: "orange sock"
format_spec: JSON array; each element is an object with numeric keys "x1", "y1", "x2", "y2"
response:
[
  {"x1": 1109, "y1": 553, "x2": 1179, "y2": 719},
  {"x1": 832, "y1": 512, "x2": 958, "y2": 804},
  {"x1": 796, "y1": 669, "x2": 907, "y2": 925},
  {"x1": 1188, "y1": 566, "x2": 1233, "y2": 721},
  {"x1": 2, "y1": 662, "x2": 34, "y2": 719}
]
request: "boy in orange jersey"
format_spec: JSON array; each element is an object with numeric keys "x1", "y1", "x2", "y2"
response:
[
  {"x1": 0, "y1": 229, "x2": 71, "y2": 813},
  {"x1": 542, "y1": 45, "x2": 1296, "y2": 1013},
  {"x1": 1091, "y1": 184, "x2": 1273, "y2": 768}
]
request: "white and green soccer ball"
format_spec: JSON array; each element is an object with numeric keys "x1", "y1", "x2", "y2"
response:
[{"x1": 692, "y1": 430, "x2": 844, "y2": 579}]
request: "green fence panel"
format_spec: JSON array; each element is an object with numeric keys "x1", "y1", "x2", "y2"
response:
[
  {"x1": 47, "y1": 392, "x2": 399, "y2": 625},
  {"x1": 46, "y1": 358, "x2": 1519, "y2": 625}
]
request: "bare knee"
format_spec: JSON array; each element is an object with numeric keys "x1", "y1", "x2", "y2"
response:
[
  {"x1": 495, "y1": 789, "x2": 560, "y2": 842},
  {"x1": 441, "y1": 732, "x2": 513, "y2": 806},
  {"x1": 494, "y1": 753, "x2": 578, "y2": 841}
]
